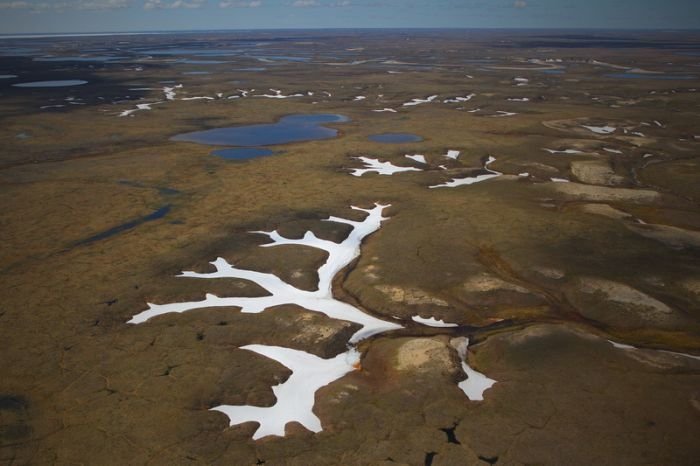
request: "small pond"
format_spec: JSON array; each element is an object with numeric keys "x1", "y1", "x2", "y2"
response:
[{"x1": 172, "y1": 113, "x2": 349, "y2": 147}]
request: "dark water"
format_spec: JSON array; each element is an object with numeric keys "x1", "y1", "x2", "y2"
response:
[
  {"x1": 75, "y1": 205, "x2": 171, "y2": 246},
  {"x1": 541, "y1": 69, "x2": 565, "y2": 75},
  {"x1": 605, "y1": 73, "x2": 697, "y2": 80},
  {"x1": 137, "y1": 48, "x2": 240, "y2": 56},
  {"x1": 368, "y1": 132, "x2": 423, "y2": 143},
  {"x1": 172, "y1": 113, "x2": 349, "y2": 147},
  {"x1": 212, "y1": 148, "x2": 275, "y2": 160},
  {"x1": 34, "y1": 56, "x2": 124, "y2": 62},
  {"x1": 177, "y1": 59, "x2": 228, "y2": 65},
  {"x1": 254, "y1": 55, "x2": 311, "y2": 62},
  {"x1": 13, "y1": 79, "x2": 88, "y2": 87}
]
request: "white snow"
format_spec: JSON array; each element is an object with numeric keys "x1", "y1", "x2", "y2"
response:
[
  {"x1": 631, "y1": 131, "x2": 645, "y2": 137},
  {"x1": 405, "y1": 154, "x2": 427, "y2": 164},
  {"x1": 607, "y1": 340, "x2": 700, "y2": 361},
  {"x1": 128, "y1": 204, "x2": 402, "y2": 344},
  {"x1": 372, "y1": 108, "x2": 397, "y2": 113},
  {"x1": 518, "y1": 172, "x2": 530, "y2": 177},
  {"x1": 603, "y1": 147, "x2": 623, "y2": 154},
  {"x1": 40, "y1": 104, "x2": 66, "y2": 109},
  {"x1": 444, "y1": 93, "x2": 475, "y2": 103},
  {"x1": 351, "y1": 157, "x2": 422, "y2": 177},
  {"x1": 550, "y1": 177, "x2": 570, "y2": 183},
  {"x1": 180, "y1": 96, "x2": 215, "y2": 101},
  {"x1": 452, "y1": 338, "x2": 496, "y2": 401},
  {"x1": 444, "y1": 150, "x2": 461, "y2": 160},
  {"x1": 467, "y1": 108, "x2": 481, "y2": 113},
  {"x1": 490, "y1": 111, "x2": 518, "y2": 117},
  {"x1": 582, "y1": 125, "x2": 616, "y2": 135},
  {"x1": 257, "y1": 89, "x2": 305, "y2": 99},
  {"x1": 430, "y1": 156, "x2": 501, "y2": 189},
  {"x1": 507, "y1": 97, "x2": 530, "y2": 102},
  {"x1": 543, "y1": 148, "x2": 585, "y2": 155},
  {"x1": 402, "y1": 95, "x2": 438, "y2": 107},
  {"x1": 353, "y1": 95, "x2": 366, "y2": 101},
  {"x1": 118, "y1": 101, "x2": 163, "y2": 117},
  {"x1": 211, "y1": 345, "x2": 360, "y2": 440},
  {"x1": 412, "y1": 316, "x2": 458, "y2": 328},
  {"x1": 163, "y1": 84, "x2": 182, "y2": 100}
]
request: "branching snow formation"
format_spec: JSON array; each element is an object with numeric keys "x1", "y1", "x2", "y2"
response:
[
  {"x1": 129, "y1": 204, "x2": 404, "y2": 439},
  {"x1": 212, "y1": 345, "x2": 360, "y2": 440}
]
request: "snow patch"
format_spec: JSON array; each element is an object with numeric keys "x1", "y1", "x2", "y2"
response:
[
  {"x1": 444, "y1": 150, "x2": 461, "y2": 160},
  {"x1": 129, "y1": 204, "x2": 403, "y2": 344},
  {"x1": 412, "y1": 316, "x2": 458, "y2": 328},
  {"x1": 403, "y1": 95, "x2": 438, "y2": 107},
  {"x1": 582, "y1": 125, "x2": 616, "y2": 135},
  {"x1": 405, "y1": 154, "x2": 427, "y2": 164},
  {"x1": 211, "y1": 345, "x2": 360, "y2": 440},
  {"x1": 351, "y1": 157, "x2": 422, "y2": 177},
  {"x1": 430, "y1": 156, "x2": 501, "y2": 189},
  {"x1": 451, "y1": 337, "x2": 496, "y2": 401},
  {"x1": 257, "y1": 89, "x2": 305, "y2": 99},
  {"x1": 444, "y1": 93, "x2": 475, "y2": 103},
  {"x1": 490, "y1": 111, "x2": 517, "y2": 117},
  {"x1": 543, "y1": 148, "x2": 585, "y2": 155}
]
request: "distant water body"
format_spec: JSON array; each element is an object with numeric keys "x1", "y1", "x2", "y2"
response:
[
  {"x1": 13, "y1": 80, "x2": 88, "y2": 88},
  {"x1": 172, "y1": 113, "x2": 349, "y2": 147}
]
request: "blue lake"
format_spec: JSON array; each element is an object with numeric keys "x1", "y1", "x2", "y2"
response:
[
  {"x1": 172, "y1": 113, "x2": 349, "y2": 147},
  {"x1": 212, "y1": 148, "x2": 275, "y2": 160},
  {"x1": 605, "y1": 73, "x2": 697, "y2": 80},
  {"x1": 368, "y1": 133, "x2": 423, "y2": 143},
  {"x1": 13, "y1": 80, "x2": 88, "y2": 88},
  {"x1": 541, "y1": 69, "x2": 565, "y2": 75}
]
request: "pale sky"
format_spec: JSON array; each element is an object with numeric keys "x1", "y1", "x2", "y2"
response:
[{"x1": 0, "y1": 0, "x2": 698, "y2": 34}]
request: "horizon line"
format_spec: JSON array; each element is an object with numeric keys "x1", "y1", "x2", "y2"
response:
[{"x1": 2, "y1": 26, "x2": 700, "y2": 40}]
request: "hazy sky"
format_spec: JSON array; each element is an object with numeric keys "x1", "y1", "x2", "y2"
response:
[{"x1": 0, "y1": 0, "x2": 698, "y2": 34}]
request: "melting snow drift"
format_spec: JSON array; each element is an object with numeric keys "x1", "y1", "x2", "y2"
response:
[
  {"x1": 412, "y1": 316, "x2": 458, "y2": 328},
  {"x1": 451, "y1": 337, "x2": 496, "y2": 401},
  {"x1": 129, "y1": 204, "x2": 403, "y2": 440},
  {"x1": 212, "y1": 345, "x2": 360, "y2": 440}
]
